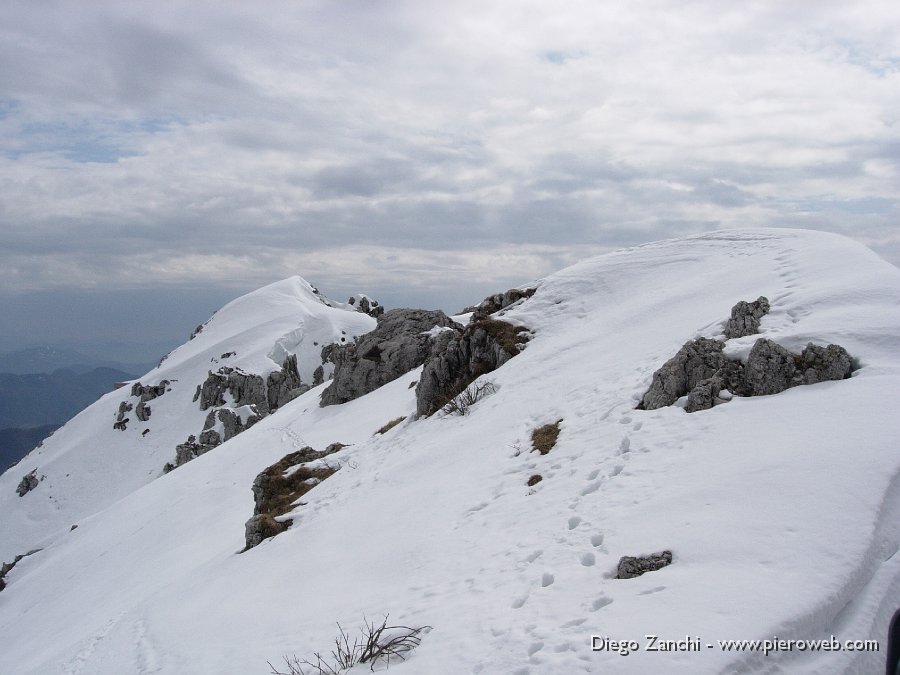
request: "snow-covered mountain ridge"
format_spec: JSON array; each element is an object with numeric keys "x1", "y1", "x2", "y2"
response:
[{"x1": 1, "y1": 228, "x2": 899, "y2": 674}]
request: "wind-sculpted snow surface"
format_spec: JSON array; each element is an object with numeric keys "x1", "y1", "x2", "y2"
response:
[{"x1": 1, "y1": 230, "x2": 899, "y2": 674}]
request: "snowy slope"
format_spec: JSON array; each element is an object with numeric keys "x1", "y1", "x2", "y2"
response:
[
  {"x1": 0, "y1": 276, "x2": 376, "y2": 563},
  {"x1": 1, "y1": 229, "x2": 899, "y2": 674}
]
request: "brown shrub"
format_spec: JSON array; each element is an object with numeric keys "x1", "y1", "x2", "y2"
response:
[
  {"x1": 527, "y1": 474, "x2": 543, "y2": 486},
  {"x1": 531, "y1": 419, "x2": 563, "y2": 455}
]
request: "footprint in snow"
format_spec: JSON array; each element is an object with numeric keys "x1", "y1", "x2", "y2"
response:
[
  {"x1": 590, "y1": 596, "x2": 613, "y2": 611},
  {"x1": 568, "y1": 515, "x2": 582, "y2": 530},
  {"x1": 542, "y1": 572, "x2": 555, "y2": 587}
]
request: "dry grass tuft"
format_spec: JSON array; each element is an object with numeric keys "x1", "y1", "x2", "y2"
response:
[
  {"x1": 531, "y1": 419, "x2": 563, "y2": 455},
  {"x1": 374, "y1": 416, "x2": 406, "y2": 435}
]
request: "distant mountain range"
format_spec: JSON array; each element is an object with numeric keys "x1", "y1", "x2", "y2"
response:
[
  {"x1": 0, "y1": 350, "x2": 145, "y2": 470},
  {"x1": 0, "y1": 346, "x2": 152, "y2": 376}
]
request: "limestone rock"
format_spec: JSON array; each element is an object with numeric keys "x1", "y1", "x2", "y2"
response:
[
  {"x1": 15, "y1": 470, "x2": 39, "y2": 497},
  {"x1": 135, "y1": 401, "x2": 151, "y2": 422},
  {"x1": 243, "y1": 444, "x2": 343, "y2": 551},
  {"x1": 637, "y1": 338, "x2": 726, "y2": 410},
  {"x1": 684, "y1": 376, "x2": 724, "y2": 413},
  {"x1": 349, "y1": 295, "x2": 385, "y2": 318},
  {"x1": 131, "y1": 381, "x2": 169, "y2": 402},
  {"x1": 797, "y1": 343, "x2": 852, "y2": 384},
  {"x1": 743, "y1": 338, "x2": 796, "y2": 396},
  {"x1": 416, "y1": 317, "x2": 530, "y2": 417},
  {"x1": 243, "y1": 514, "x2": 290, "y2": 550},
  {"x1": 617, "y1": 551, "x2": 673, "y2": 579},
  {"x1": 723, "y1": 296, "x2": 770, "y2": 339},
  {"x1": 266, "y1": 354, "x2": 306, "y2": 410},
  {"x1": 463, "y1": 287, "x2": 537, "y2": 318},
  {"x1": 116, "y1": 401, "x2": 132, "y2": 422},
  {"x1": 320, "y1": 309, "x2": 461, "y2": 407}
]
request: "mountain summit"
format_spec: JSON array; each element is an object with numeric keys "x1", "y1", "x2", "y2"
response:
[{"x1": 1, "y1": 229, "x2": 899, "y2": 674}]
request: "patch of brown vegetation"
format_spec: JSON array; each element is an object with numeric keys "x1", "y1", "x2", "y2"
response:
[
  {"x1": 255, "y1": 460, "x2": 337, "y2": 519},
  {"x1": 375, "y1": 416, "x2": 406, "y2": 435},
  {"x1": 527, "y1": 474, "x2": 543, "y2": 486},
  {"x1": 243, "y1": 445, "x2": 343, "y2": 551},
  {"x1": 531, "y1": 419, "x2": 563, "y2": 455},
  {"x1": 468, "y1": 318, "x2": 530, "y2": 356}
]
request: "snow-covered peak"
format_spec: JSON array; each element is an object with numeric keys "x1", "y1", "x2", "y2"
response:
[{"x1": 0, "y1": 275, "x2": 377, "y2": 562}]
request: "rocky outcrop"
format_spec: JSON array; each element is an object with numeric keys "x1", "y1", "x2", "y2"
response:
[
  {"x1": 195, "y1": 356, "x2": 304, "y2": 415},
  {"x1": 638, "y1": 296, "x2": 853, "y2": 413},
  {"x1": 741, "y1": 338, "x2": 797, "y2": 396},
  {"x1": 266, "y1": 354, "x2": 307, "y2": 410},
  {"x1": 416, "y1": 317, "x2": 530, "y2": 417},
  {"x1": 243, "y1": 444, "x2": 344, "y2": 551},
  {"x1": 723, "y1": 296, "x2": 770, "y2": 339},
  {"x1": 114, "y1": 401, "x2": 132, "y2": 430},
  {"x1": 616, "y1": 551, "x2": 673, "y2": 579},
  {"x1": 320, "y1": 309, "x2": 461, "y2": 407},
  {"x1": 348, "y1": 295, "x2": 385, "y2": 318},
  {"x1": 15, "y1": 470, "x2": 40, "y2": 497},
  {"x1": 463, "y1": 287, "x2": 537, "y2": 319},
  {"x1": 636, "y1": 338, "x2": 726, "y2": 410},
  {"x1": 797, "y1": 343, "x2": 853, "y2": 385},
  {"x1": 131, "y1": 381, "x2": 169, "y2": 401},
  {"x1": 114, "y1": 380, "x2": 169, "y2": 429},
  {"x1": 169, "y1": 356, "x2": 311, "y2": 472},
  {"x1": 198, "y1": 407, "x2": 263, "y2": 449},
  {"x1": 0, "y1": 548, "x2": 41, "y2": 592},
  {"x1": 639, "y1": 337, "x2": 853, "y2": 413}
]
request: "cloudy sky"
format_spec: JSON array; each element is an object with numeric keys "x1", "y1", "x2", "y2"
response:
[{"x1": 1, "y1": 0, "x2": 898, "y2": 362}]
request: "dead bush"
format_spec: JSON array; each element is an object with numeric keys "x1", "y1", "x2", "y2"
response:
[
  {"x1": 440, "y1": 380, "x2": 496, "y2": 416},
  {"x1": 269, "y1": 615, "x2": 431, "y2": 674},
  {"x1": 527, "y1": 474, "x2": 543, "y2": 486},
  {"x1": 531, "y1": 419, "x2": 563, "y2": 455}
]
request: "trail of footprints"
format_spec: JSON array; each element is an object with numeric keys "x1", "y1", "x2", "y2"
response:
[{"x1": 506, "y1": 247, "x2": 807, "y2": 666}]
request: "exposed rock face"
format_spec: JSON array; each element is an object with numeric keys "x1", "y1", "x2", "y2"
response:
[
  {"x1": 637, "y1": 297, "x2": 853, "y2": 413},
  {"x1": 797, "y1": 343, "x2": 853, "y2": 385},
  {"x1": 266, "y1": 354, "x2": 307, "y2": 410},
  {"x1": 640, "y1": 338, "x2": 853, "y2": 413},
  {"x1": 0, "y1": 548, "x2": 41, "y2": 592},
  {"x1": 637, "y1": 338, "x2": 726, "y2": 410},
  {"x1": 348, "y1": 295, "x2": 385, "y2": 318},
  {"x1": 723, "y1": 296, "x2": 770, "y2": 339},
  {"x1": 135, "y1": 401, "x2": 151, "y2": 422},
  {"x1": 115, "y1": 380, "x2": 169, "y2": 429},
  {"x1": 172, "y1": 435, "x2": 210, "y2": 468},
  {"x1": 320, "y1": 309, "x2": 461, "y2": 407},
  {"x1": 197, "y1": 356, "x2": 305, "y2": 415},
  {"x1": 416, "y1": 317, "x2": 530, "y2": 417},
  {"x1": 114, "y1": 401, "x2": 132, "y2": 430},
  {"x1": 15, "y1": 470, "x2": 39, "y2": 497},
  {"x1": 170, "y1": 356, "x2": 311, "y2": 472},
  {"x1": 243, "y1": 444, "x2": 344, "y2": 551},
  {"x1": 617, "y1": 551, "x2": 673, "y2": 579},
  {"x1": 131, "y1": 381, "x2": 169, "y2": 401},
  {"x1": 464, "y1": 287, "x2": 537, "y2": 319},
  {"x1": 198, "y1": 407, "x2": 263, "y2": 449},
  {"x1": 743, "y1": 338, "x2": 797, "y2": 396}
]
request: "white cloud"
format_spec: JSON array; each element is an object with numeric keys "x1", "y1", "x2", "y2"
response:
[{"x1": 0, "y1": 0, "x2": 898, "y2": 302}]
